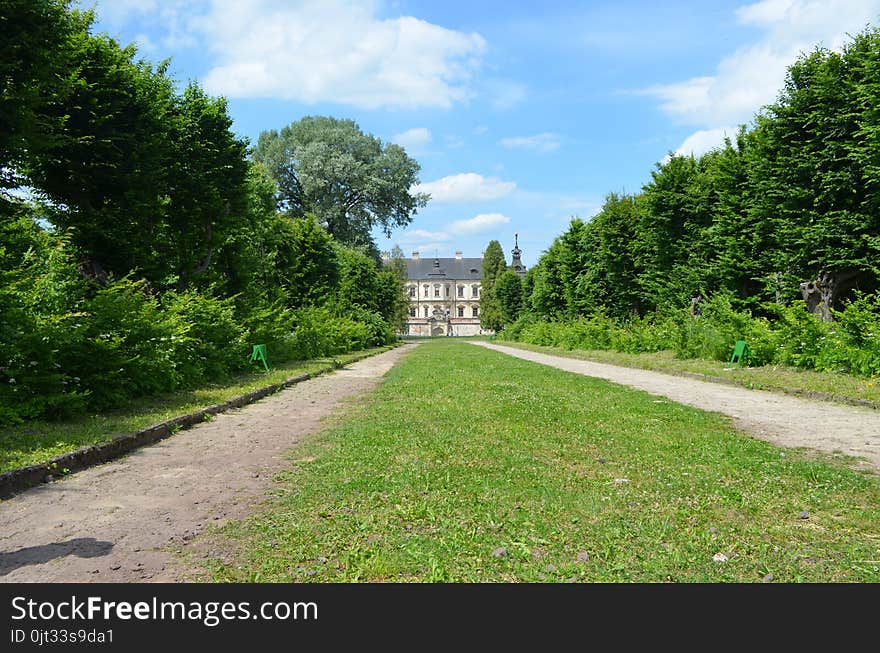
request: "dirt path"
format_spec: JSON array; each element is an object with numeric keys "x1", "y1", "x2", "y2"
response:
[
  {"x1": 0, "y1": 345, "x2": 415, "y2": 583},
  {"x1": 472, "y1": 341, "x2": 880, "y2": 473}
]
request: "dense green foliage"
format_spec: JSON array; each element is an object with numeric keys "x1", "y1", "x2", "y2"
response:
[
  {"x1": 499, "y1": 27, "x2": 880, "y2": 376},
  {"x1": 479, "y1": 240, "x2": 507, "y2": 331},
  {"x1": 499, "y1": 293, "x2": 880, "y2": 377},
  {"x1": 0, "y1": 1, "x2": 406, "y2": 427},
  {"x1": 494, "y1": 269, "x2": 524, "y2": 326},
  {"x1": 253, "y1": 116, "x2": 429, "y2": 254}
]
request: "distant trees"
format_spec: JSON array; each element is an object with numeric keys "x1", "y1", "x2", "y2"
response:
[{"x1": 253, "y1": 116, "x2": 429, "y2": 254}]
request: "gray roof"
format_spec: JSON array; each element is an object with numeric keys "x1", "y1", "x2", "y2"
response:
[{"x1": 406, "y1": 257, "x2": 483, "y2": 281}]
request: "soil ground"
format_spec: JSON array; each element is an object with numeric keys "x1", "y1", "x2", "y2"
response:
[{"x1": 0, "y1": 345, "x2": 415, "y2": 582}]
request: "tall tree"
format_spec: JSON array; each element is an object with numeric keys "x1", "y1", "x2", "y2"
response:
[
  {"x1": 0, "y1": 0, "x2": 87, "y2": 208},
  {"x1": 494, "y1": 269, "x2": 524, "y2": 326},
  {"x1": 26, "y1": 29, "x2": 178, "y2": 281},
  {"x1": 253, "y1": 116, "x2": 429, "y2": 252},
  {"x1": 479, "y1": 240, "x2": 507, "y2": 331},
  {"x1": 580, "y1": 193, "x2": 644, "y2": 318}
]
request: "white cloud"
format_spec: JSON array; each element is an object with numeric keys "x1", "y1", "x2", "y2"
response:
[
  {"x1": 413, "y1": 173, "x2": 516, "y2": 203},
  {"x1": 398, "y1": 228, "x2": 450, "y2": 242},
  {"x1": 499, "y1": 132, "x2": 560, "y2": 153},
  {"x1": 448, "y1": 213, "x2": 510, "y2": 235},
  {"x1": 392, "y1": 128, "x2": 432, "y2": 153},
  {"x1": 472, "y1": 125, "x2": 489, "y2": 135},
  {"x1": 673, "y1": 126, "x2": 738, "y2": 158},
  {"x1": 736, "y1": 0, "x2": 796, "y2": 25},
  {"x1": 646, "y1": 0, "x2": 880, "y2": 128},
  {"x1": 190, "y1": 0, "x2": 486, "y2": 109},
  {"x1": 91, "y1": 1, "x2": 486, "y2": 108},
  {"x1": 412, "y1": 242, "x2": 450, "y2": 255}
]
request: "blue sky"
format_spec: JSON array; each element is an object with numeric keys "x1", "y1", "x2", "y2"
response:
[{"x1": 82, "y1": 0, "x2": 880, "y2": 268}]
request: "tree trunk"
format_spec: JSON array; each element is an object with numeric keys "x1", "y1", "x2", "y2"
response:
[{"x1": 799, "y1": 270, "x2": 863, "y2": 321}]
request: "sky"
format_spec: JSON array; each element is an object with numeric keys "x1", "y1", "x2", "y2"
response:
[{"x1": 80, "y1": 0, "x2": 880, "y2": 268}]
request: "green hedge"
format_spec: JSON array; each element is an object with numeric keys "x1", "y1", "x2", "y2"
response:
[{"x1": 498, "y1": 293, "x2": 880, "y2": 377}]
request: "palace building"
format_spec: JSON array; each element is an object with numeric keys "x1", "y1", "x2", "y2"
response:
[{"x1": 403, "y1": 237, "x2": 525, "y2": 337}]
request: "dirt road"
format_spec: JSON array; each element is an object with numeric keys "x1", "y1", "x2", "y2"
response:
[
  {"x1": 0, "y1": 345, "x2": 415, "y2": 582},
  {"x1": 472, "y1": 341, "x2": 880, "y2": 473}
]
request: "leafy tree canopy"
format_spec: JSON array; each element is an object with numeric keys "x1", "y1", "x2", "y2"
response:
[{"x1": 253, "y1": 116, "x2": 429, "y2": 252}]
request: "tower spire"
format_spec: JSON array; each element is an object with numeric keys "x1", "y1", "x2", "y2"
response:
[{"x1": 510, "y1": 234, "x2": 525, "y2": 276}]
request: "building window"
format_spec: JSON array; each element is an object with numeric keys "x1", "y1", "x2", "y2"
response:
[
  {"x1": 423, "y1": 285, "x2": 429, "y2": 298},
  {"x1": 458, "y1": 306, "x2": 464, "y2": 317},
  {"x1": 409, "y1": 286, "x2": 416, "y2": 298},
  {"x1": 457, "y1": 285, "x2": 464, "y2": 298},
  {"x1": 446, "y1": 285, "x2": 450, "y2": 297},
  {"x1": 471, "y1": 285, "x2": 479, "y2": 298},
  {"x1": 434, "y1": 285, "x2": 440, "y2": 297},
  {"x1": 472, "y1": 306, "x2": 479, "y2": 317},
  {"x1": 424, "y1": 305, "x2": 429, "y2": 317},
  {"x1": 409, "y1": 307, "x2": 416, "y2": 317}
]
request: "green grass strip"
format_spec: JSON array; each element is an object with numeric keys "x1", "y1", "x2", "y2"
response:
[
  {"x1": 203, "y1": 340, "x2": 880, "y2": 583},
  {"x1": 0, "y1": 345, "x2": 398, "y2": 473}
]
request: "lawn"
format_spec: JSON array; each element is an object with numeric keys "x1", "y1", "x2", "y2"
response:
[
  {"x1": 200, "y1": 339, "x2": 880, "y2": 582},
  {"x1": 494, "y1": 341, "x2": 880, "y2": 406},
  {"x1": 0, "y1": 345, "x2": 398, "y2": 474}
]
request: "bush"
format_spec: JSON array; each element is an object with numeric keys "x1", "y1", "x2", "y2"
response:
[
  {"x1": 500, "y1": 291, "x2": 880, "y2": 378},
  {"x1": 163, "y1": 289, "x2": 248, "y2": 380}
]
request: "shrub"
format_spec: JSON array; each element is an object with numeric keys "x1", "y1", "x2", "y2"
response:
[{"x1": 500, "y1": 291, "x2": 880, "y2": 377}]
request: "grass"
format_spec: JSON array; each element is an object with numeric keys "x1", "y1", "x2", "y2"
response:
[
  {"x1": 199, "y1": 339, "x2": 880, "y2": 583},
  {"x1": 494, "y1": 340, "x2": 880, "y2": 406},
  {"x1": 0, "y1": 344, "x2": 398, "y2": 474}
]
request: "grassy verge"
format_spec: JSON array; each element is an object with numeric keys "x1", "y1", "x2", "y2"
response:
[
  {"x1": 200, "y1": 339, "x2": 880, "y2": 582},
  {"x1": 494, "y1": 340, "x2": 880, "y2": 406},
  {"x1": 0, "y1": 344, "x2": 399, "y2": 473}
]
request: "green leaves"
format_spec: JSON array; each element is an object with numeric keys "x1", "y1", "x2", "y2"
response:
[
  {"x1": 253, "y1": 116, "x2": 428, "y2": 251},
  {"x1": 520, "y1": 27, "x2": 880, "y2": 329}
]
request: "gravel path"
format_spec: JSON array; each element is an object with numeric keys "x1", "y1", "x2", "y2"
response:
[
  {"x1": 472, "y1": 341, "x2": 880, "y2": 473},
  {"x1": 0, "y1": 345, "x2": 415, "y2": 583}
]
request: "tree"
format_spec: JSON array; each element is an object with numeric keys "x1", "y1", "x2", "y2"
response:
[
  {"x1": 0, "y1": 0, "x2": 88, "y2": 209},
  {"x1": 494, "y1": 269, "x2": 524, "y2": 326},
  {"x1": 580, "y1": 193, "x2": 644, "y2": 318},
  {"x1": 335, "y1": 246, "x2": 382, "y2": 314},
  {"x1": 253, "y1": 116, "x2": 429, "y2": 251},
  {"x1": 164, "y1": 83, "x2": 250, "y2": 290},
  {"x1": 479, "y1": 240, "x2": 507, "y2": 331},
  {"x1": 26, "y1": 29, "x2": 179, "y2": 281}
]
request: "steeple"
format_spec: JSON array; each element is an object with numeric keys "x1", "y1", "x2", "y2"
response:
[{"x1": 511, "y1": 233, "x2": 526, "y2": 276}]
